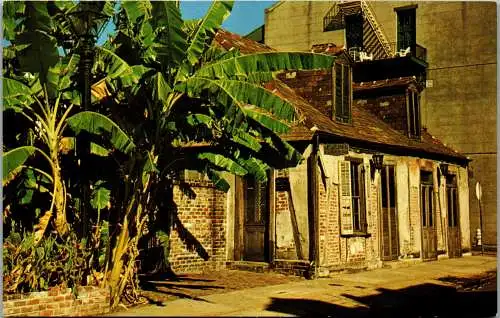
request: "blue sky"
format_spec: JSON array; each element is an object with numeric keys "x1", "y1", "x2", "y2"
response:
[
  {"x1": 97, "y1": 1, "x2": 276, "y2": 45},
  {"x1": 181, "y1": 1, "x2": 276, "y2": 35}
]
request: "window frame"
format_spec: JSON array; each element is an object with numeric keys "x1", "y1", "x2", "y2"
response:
[
  {"x1": 420, "y1": 170, "x2": 434, "y2": 228},
  {"x1": 349, "y1": 158, "x2": 367, "y2": 234},
  {"x1": 395, "y1": 6, "x2": 417, "y2": 53},
  {"x1": 333, "y1": 61, "x2": 352, "y2": 124},
  {"x1": 406, "y1": 89, "x2": 421, "y2": 139}
]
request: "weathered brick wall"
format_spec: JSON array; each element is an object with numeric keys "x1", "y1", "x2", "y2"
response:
[
  {"x1": 366, "y1": 182, "x2": 381, "y2": 266},
  {"x1": 2, "y1": 286, "x2": 109, "y2": 317},
  {"x1": 354, "y1": 95, "x2": 408, "y2": 134},
  {"x1": 169, "y1": 180, "x2": 227, "y2": 273},
  {"x1": 408, "y1": 161, "x2": 422, "y2": 257},
  {"x1": 277, "y1": 70, "x2": 333, "y2": 119},
  {"x1": 317, "y1": 154, "x2": 381, "y2": 270},
  {"x1": 318, "y1": 171, "x2": 341, "y2": 267}
]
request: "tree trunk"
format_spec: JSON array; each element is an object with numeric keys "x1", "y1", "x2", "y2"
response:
[{"x1": 51, "y1": 149, "x2": 69, "y2": 237}]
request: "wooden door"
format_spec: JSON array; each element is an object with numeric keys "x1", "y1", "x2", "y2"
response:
[
  {"x1": 421, "y1": 171, "x2": 437, "y2": 260},
  {"x1": 446, "y1": 175, "x2": 461, "y2": 258},
  {"x1": 243, "y1": 177, "x2": 269, "y2": 262},
  {"x1": 381, "y1": 166, "x2": 399, "y2": 261}
]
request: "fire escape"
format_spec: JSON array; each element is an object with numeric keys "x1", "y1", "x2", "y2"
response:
[
  {"x1": 323, "y1": 0, "x2": 428, "y2": 85},
  {"x1": 323, "y1": 0, "x2": 393, "y2": 60}
]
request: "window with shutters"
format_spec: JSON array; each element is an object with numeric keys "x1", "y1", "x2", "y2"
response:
[
  {"x1": 334, "y1": 62, "x2": 352, "y2": 124},
  {"x1": 407, "y1": 90, "x2": 421, "y2": 138},
  {"x1": 339, "y1": 159, "x2": 367, "y2": 235}
]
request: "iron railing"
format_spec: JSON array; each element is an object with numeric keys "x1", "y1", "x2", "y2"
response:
[{"x1": 389, "y1": 42, "x2": 427, "y2": 62}]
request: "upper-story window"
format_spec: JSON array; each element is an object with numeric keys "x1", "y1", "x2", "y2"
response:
[
  {"x1": 334, "y1": 62, "x2": 352, "y2": 123},
  {"x1": 396, "y1": 6, "x2": 417, "y2": 53},
  {"x1": 345, "y1": 13, "x2": 364, "y2": 52},
  {"x1": 407, "y1": 89, "x2": 420, "y2": 138}
]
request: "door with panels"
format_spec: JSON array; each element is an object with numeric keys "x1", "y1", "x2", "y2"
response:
[
  {"x1": 242, "y1": 176, "x2": 269, "y2": 262},
  {"x1": 420, "y1": 171, "x2": 437, "y2": 260}
]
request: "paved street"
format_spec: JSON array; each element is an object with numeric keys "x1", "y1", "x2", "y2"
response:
[{"x1": 108, "y1": 256, "x2": 497, "y2": 317}]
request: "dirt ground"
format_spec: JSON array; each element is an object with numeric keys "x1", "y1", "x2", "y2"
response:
[{"x1": 138, "y1": 269, "x2": 304, "y2": 304}]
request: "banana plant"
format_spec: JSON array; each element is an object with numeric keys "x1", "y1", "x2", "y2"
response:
[
  {"x1": 65, "y1": 0, "x2": 335, "y2": 308},
  {"x1": 2, "y1": 1, "x2": 116, "y2": 242}
]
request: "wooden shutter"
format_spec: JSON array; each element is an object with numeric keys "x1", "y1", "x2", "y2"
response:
[
  {"x1": 414, "y1": 93, "x2": 420, "y2": 137},
  {"x1": 339, "y1": 160, "x2": 353, "y2": 234},
  {"x1": 334, "y1": 63, "x2": 343, "y2": 120},
  {"x1": 360, "y1": 161, "x2": 370, "y2": 232},
  {"x1": 342, "y1": 65, "x2": 350, "y2": 121}
]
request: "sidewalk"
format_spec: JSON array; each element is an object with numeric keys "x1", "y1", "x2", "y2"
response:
[{"x1": 107, "y1": 256, "x2": 497, "y2": 317}]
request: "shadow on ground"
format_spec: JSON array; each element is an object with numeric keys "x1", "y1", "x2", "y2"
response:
[{"x1": 266, "y1": 274, "x2": 497, "y2": 318}]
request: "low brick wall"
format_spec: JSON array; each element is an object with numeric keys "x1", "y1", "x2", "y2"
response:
[
  {"x1": 273, "y1": 260, "x2": 312, "y2": 278},
  {"x1": 2, "y1": 286, "x2": 110, "y2": 317}
]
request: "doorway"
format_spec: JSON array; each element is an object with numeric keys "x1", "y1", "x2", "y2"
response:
[
  {"x1": 235, "y1": 176, "x2": 269, "y2": 262},
  {"x1": 421, "y1": 171, "x2": 437, "y2": 260},
  {"x1": 381, "y1": 165, "x2": 399, "y2": 261}
]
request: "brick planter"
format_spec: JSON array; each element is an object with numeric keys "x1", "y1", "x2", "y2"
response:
[{"x1": 2, "y1": 286, "x2": 110, "y2": 317}]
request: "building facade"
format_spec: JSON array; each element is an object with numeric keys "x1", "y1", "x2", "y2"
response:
[
  {"x1": 264, "y1": 0, "x2": 496, "y2": 249},
  {"x1": 156, "y1": 30, "x2": 472, "y2": 276}
]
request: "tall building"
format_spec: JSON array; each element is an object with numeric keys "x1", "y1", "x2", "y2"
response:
[{"x1": 263, "y1": 1, "x2": 497, "y2": 249}]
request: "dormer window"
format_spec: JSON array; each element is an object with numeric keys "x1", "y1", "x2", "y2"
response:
[
  {"x1": 334, "y1": 62, "x2": 352, "y2": 123},
  {"x1": 407, "y1": 89, "x2": 420, "y2": 138}
]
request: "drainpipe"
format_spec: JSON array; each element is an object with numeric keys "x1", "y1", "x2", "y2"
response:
[{"x1": 310, "y1": 134, "x2": 321, "y2": 276}]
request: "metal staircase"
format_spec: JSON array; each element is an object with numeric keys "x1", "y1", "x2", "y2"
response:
[
  {"x1": 323, "y1": 0, "x2": 394, "y2": 59},
  {"x1": 360, "y1": 0, "x2": 393, "y2": 57}
]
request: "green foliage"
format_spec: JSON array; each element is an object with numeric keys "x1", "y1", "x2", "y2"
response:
[
  {"x1": 2, "y1": 146, "x2": 37, "y2": 185},
  {"x1": 3, "y1": 232, "x2": 91, "y2": 294},
  {"x1": 90, "y1": 181, "x2": 111, "y2": 211},
  {"x1": 66, "y1": 111, "x2": 136, "y2": 154}
]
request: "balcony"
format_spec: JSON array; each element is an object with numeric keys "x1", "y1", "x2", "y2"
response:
[{"x1": 389, "y1": 42, "x2": 427, "y2": 63}]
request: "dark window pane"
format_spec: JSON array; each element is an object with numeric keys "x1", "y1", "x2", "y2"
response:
[
  {"x1": 246, "y1": 179, "x2": 256, "y2": 223},
  {"x1": 414, "y1": 94, "x2": 420, "y2": 136},
  {"x1": 343, "y1": 65, "x2": 350, "y2": 118},
  {"x1": 397, "y1": 8, "x2": 416, "y2": 51},
  {"x1": 335, "y1": 63, "x2": 343, "y2": 119},
  {"x1": 345, "y1": 13, "x2": 364, "y2": 49},
  {"x1": 352, "y1": 197, "x2": 360, "y2": 231},
  {"x1": 351, "y1": 162, "x2": 359, "y2": 196}
]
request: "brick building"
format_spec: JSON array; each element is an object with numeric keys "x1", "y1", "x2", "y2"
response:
[
  {"x1": 163, "y1": 30, "x2": 472, "y2": 276},
  {"x1": 262, "y1": 0, "x2": 496, "y2": 250}
]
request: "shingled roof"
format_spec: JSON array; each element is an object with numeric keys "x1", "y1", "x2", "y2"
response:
[{"x1": 213, "y1": 30, "x2": 467, "y2": 163}]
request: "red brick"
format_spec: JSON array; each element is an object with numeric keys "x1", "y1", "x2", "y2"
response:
[
  {"x1": 27, "y1": 299, "x2": 40, "y2": 306},
  {"x1": 54, "y1": 295, "x2": 65, "y2": 302},
  {"x1": 39, "y1": 309, "x2": 54, "y2": 316}
]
